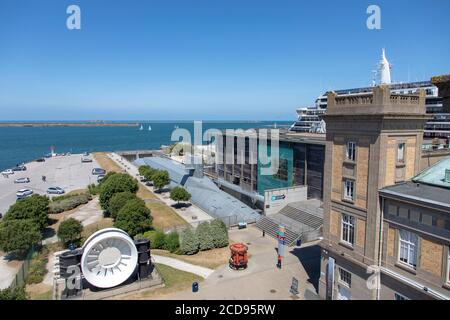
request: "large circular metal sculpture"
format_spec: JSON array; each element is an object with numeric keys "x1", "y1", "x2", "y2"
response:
[{"x1": 81, "y1": 228, "x2": 138, "y2": 288}]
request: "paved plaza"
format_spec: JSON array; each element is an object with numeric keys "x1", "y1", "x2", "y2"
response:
[{"x1": 158, "y1": 226, "x2": 321, "y2": 300}]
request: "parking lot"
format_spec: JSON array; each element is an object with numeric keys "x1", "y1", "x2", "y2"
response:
[{"x1": 0, "y1": 154, "x2": 100, "y2": 216}]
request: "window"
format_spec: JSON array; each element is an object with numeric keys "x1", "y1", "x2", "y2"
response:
[
  {"x1": 339, "y1": 268, "x2": 352, "y2": 287},
  {"x1": 388, "y1": 204, "x2": 398, "y2": 216},
  {"x1": 344, "y1": 179, "x2": 355, "y2": 201},
  {"x1": 398, "y1": 230, "x2": 418, "y2": 269},
  {"x1": 337, "y1": 286, "x2": 351, "y2": 300},
  {"x1": 346, "y1": 141, "x2": 356, "y2": 161},
  {"x1": 274, "y1": 158, "x2": 288, "y2": 181},
  {"x1": 399, "y1": 207, "x2": 409, "y2": 219},
  {"x1": 397, "y1": 143, "x2": 405, "y2": 163},
  {"x1": 394, "y1": 293, "x2": 410, "y2": 300},
  {"x1": 341, "y1": 214, "x2": 355, "y2": 245},
  {"x1": 447, "y1": 248, "x2": 450, "y2": 285}
]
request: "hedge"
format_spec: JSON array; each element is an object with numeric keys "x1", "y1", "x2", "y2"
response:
[{"x1": 49, "y1": 193, "x2": 92, "y2": 214}]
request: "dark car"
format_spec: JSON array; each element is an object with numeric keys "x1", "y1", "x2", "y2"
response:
[
  {"x1": 36, "y1": 158, "x2": 46, "y2": 162},
  {"x1": 12, "y1": 165, "x2": 27, "y2": 171},
  {"x1": 92, "y1": 168, "x2": 106, "y2": 175}
]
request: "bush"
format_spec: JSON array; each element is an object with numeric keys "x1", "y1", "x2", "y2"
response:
[
  {"x1": 27, "y1": 256, "x2": 48, "y2": 285},
  {"x1": 57, "y1": 218, "x2": 83, "y2": 247},
  {"x1": 170, "y1": 186, "x2": 191, "y2": 205},
  {"x1": 210, "y1": 219, "x2": 229, "y2": 248},
  {"x1": 180, "y1": 227, "x2": 199, "y2": 255},
  {"x1": 5, "y1": 195, "x2": 49, "y2": 231},
  {"x1": 88, "y1": 183, "x2": 99, "y2": 195},
  {"x1": 164, "y1": 232, "x2": 180, "y2": 253},
  {"x1": 99, "y1": 173, "x2": 139, "y2": 210},
  {"x1": 108, "y1": 191, "x2": 138, "y2": 220},
  {"x1": 152, "y1": 230, "x2": 167, "y2": 249},
  {"x1": 0, "y1": 219, "x2": 42, "y2": 254},
  {"x1": 114, "y1": 199, "x2": 152, "y2": 237},
  {"x1": 152, "y1": 170, "x2": 170, "y2": 191},
  {"x1": 196, "y1": 221, "x2": 214, "y2": 251},
  {"x1": 49, "y1": 193, "x2": 92, "y2": 214},
  {"x1": 143, "y1": 230, "x2": 158, "y2": 248},
  {"x1": 0, "y1": 285, "x2": 27, "y2": 300}
]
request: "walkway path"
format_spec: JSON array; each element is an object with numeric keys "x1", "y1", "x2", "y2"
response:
[{"x1": 152, "y1": 255, "x2": 214, "y2": 279}]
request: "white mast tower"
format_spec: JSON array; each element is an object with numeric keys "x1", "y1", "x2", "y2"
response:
[{"x1": 378, "y1": 48, "x2": 391, "y2": 84}]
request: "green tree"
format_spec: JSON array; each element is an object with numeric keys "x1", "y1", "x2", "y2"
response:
[
  {"x1": 0, "y1": 285, "x2": 27, "y2": 300},
  {"x1": 99, "y1": 173, "x2": 138, "y2": 210},
  {"x1": 210, "y1": 219, "x2": 229, "y2": 248},
  {"x1": 57, "y1": 218, "x2": 83, "y2": 247},
  {"x1": 139, "y1": 165, "x2": 156, "y2": 182},
  {"x1": 152, "y1": 170, "x2": 170, "y2": 192},
  {"x1": 196, "y1": 221, "x2": 214, "y2": 251},
  {"x1": 138, "y1": 165, "x2": 150, "y2": 176},
  {"x1": 170, "y1": 186, "x2": 191, "y2": 206},
  {"x1": 108, "y1": 191, "x2": 138, "y2": 220},
  {"x1": 180, "y1": 227, "x2": 199, "y2": 255},
  {"x1": 0, "y1": 219, "x2": 42, "y2": 255},
  {"x1": 5, "y1": 195, "x2": 49, "y2": 231},
  {"x1": 164, "y1": 231, "x2": 180, "y2": 253},
  {"x1": 114, "y1": 199, "x2": 152, "y2": 237}
]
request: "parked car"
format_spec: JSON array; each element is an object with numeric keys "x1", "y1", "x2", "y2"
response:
[
  {"x1": 14, "y1": 177, "x2": 30, "y2": 184},
  {"x1": 81, "y1": 156, "x2": 93, "y2": 163},
  {"x1": 36, "y1": 158, "x2": 45, "y2": 162},
  {"x1": 47, "y1": 187, "x2": 65, "y2": 195},
  {"x1": 1, "y1": 169, "x2": 14, "y2": 175},
  {"x1": 92, "y1": 168, "x2": 106, "y2": 175},
  {"x1": 12, "y1": 165, "x2": 27, "y2": 171},
  {"x1": 97, "y1": 174, "x2": 106, "y2": 183},
  {"x1": 16, "y1": 188, "x2": 33, "y2": 199}
]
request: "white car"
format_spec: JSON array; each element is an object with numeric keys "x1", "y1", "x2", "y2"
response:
[
  {"x1": 47, "y1": 187, "x2": 65, "y2": 195},
  {"x1": 16, "y1": 188, "x2": 33, "y2": 199},
  {"x1": 14, "y1": 177, "x2": 30, "y2": 184},
  {"x1": 1, "y1": 169, "x2": 14, "y2": 176}
]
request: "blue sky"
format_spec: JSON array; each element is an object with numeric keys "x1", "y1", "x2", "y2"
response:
[{"x1": 0, "y1": 0, "x2": 449, "y2": 121}]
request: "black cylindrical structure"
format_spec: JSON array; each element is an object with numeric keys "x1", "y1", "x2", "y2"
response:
[
  {"x1": 59, "y1": 249, "x2": 82, "y2": 279},
  {"x1": 134, "y1": 238, "x2": 151, "y2": 279}
]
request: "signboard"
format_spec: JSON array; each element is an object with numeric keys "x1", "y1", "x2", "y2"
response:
[
  {"x1": 325, "y1": 257, "x2": 335, "y2": 300},
  {"x1": 271, "y1": 194, "x2": 286, "y2": 202},
  {"x1": 277, "y1": 225, "x2": 286, "y2": 257},
  {"x1": 290, "y1": 277, "x2": 299, "y2": 295}
]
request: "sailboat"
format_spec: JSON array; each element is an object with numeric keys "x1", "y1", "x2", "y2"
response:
[
  {"x1": 139, "y1": 124, "x2": 143, "y2": 130},
  {"x1": 148, "y1": 125, "x2": 152, "y2": 131}
]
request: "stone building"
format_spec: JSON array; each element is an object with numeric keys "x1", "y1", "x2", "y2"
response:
[{"x1": 318, "y1": 84, "x2": 450, "y2": 300}]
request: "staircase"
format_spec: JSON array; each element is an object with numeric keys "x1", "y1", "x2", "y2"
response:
[
  {"x1": 279, "y1": 203, "x2": 323, "y2": 230},
  {"x1": 255, "y1": 216, "x2": 300, "y2": 246}
]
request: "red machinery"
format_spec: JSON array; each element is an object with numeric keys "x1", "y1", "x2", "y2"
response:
[{"x1": 229, "y1": 243, "x2": 248, "y2": 270}]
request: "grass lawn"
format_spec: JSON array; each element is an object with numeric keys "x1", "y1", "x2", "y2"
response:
[
  {"x1": 146, "y1": 202, "x2": 188, "y2": 230},
  {"x1": 122, "y1": 263, "x2": 203, "y2": 299},
  {"x1": 92, "y1": 152, "x2": 124, "y2": 173},
  {"x1": 152, "y1": 246, "x2": 231, "y2": 269}
]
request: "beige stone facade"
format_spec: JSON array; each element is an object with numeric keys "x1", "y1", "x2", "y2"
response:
[{"x1": 317, "y1": 85, "x2": 448, "y2": 300}]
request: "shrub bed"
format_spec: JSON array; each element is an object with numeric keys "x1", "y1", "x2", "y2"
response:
[{"x1": 49, "y1": 193, "x2": 92, "y2": 214}]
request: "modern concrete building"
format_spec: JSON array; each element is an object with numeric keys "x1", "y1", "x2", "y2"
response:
[
  {"x1": 213, "y1": 129, "x2": 326, "y2": 209},
  {"x1": 317, "y1": 84, "x2": 450, "y2": 300}
]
